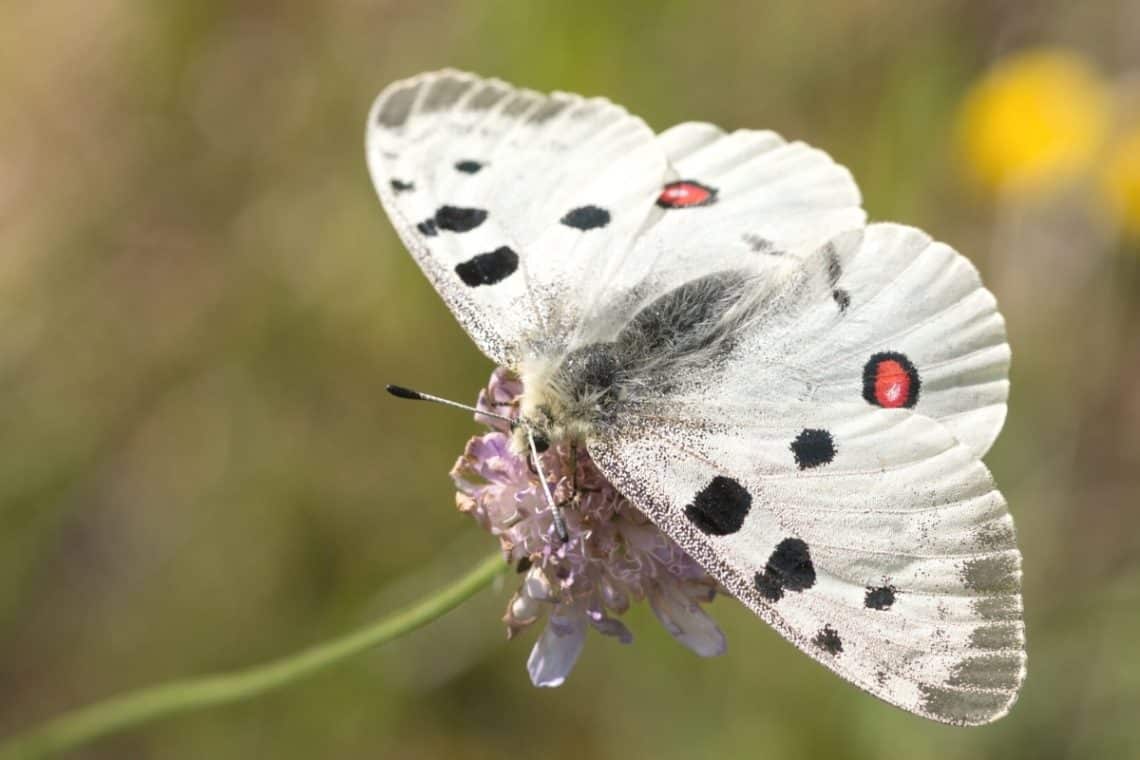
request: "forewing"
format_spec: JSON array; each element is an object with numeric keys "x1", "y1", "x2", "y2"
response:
[
  {"x1": 570, "y1": 122, "x2": 866, "y2": 347},
  {"x1": 367, "y1": 70, "x2": 667, "y2": 364},
  {"x1": 590, "y1": 402, "x2": 1024, "y2": 725}
]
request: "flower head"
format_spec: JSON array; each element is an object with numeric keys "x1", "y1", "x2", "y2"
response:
[
  {"x1": 956, "y1": 48, "x2": 1111, "y2": 197},
  {"x1": 451, "y1": 368, "x2": 725, "y2": 687}
]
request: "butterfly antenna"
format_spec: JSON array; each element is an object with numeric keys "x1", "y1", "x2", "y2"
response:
[
  {"x1": 386, "y1": 383, "x2": 569, "y2": 544},
  {"x1": 385, "y1": 384, "x2": 514, "y2": 425},
  {"x1": 525, "y1": 426, "x2": 569, "y2": 543}
]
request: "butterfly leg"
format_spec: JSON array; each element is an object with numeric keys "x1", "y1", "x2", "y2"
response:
[{"x1": 557, "y1": 442, "x2": 600, "y2": 507}]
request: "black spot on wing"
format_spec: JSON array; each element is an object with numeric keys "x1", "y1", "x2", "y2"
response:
[
  {"x1": 865, "y1": 585, "x2": 897, "y2": 610},
  {"x1": 455, "y1": 246, "x2": 519, "y2": 287},
  {"x1": 684, "y1": 476, "x2": 752, "y2": 536},
  {"x1": 812, "y1": 625, "x2": 843, "y2": 655},
  {"x1": 832, "y1": 288, "x2": 850, "y2": 312},
  {"x1": 790, "y1": 428, "x2": 835, "y2": 469},
  {"x1": 455, "y1": 160, "x2": 483, "y2": 174},
  {"x1": 416, "y1": 219, "x2": 438, "y2": 237},
  {"x1": 824, "y1": 243, "x2": 842, "y2": 286},
  {"x1": 390, "y1": 179, "x2": 415, "y2": 193},
  {"x1": 754, "y1": 538, "x2": 816, "y2": 602},
  {"x1": 560, "y1": 205, "x2": 611, "y2": 230},
  {"x1": 435, "y1": 205, "x2": 488, "y2": 233},
  {"x1": 742, "y1": 233, "x2": 780, "y2": 254}
]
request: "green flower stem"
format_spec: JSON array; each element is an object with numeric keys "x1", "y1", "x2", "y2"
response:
[{"x1": 0, "y1": 552, "x2": 507, "y2": 759}]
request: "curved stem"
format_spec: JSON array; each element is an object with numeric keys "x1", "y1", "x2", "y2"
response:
[{"x1": 0, "y1": 553, "x2": 507, "y2": 759}]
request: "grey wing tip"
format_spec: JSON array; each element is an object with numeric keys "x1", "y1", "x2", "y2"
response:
[{"x1": 918, "y1": 679, "x2": 1024, "y2": 726}]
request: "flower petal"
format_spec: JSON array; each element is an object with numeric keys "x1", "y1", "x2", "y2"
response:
[
  {"x1": 648, "y1": 583, "x2": 726, "y2": 658},
  {"x1": 526, "y1": 606, "x2": 587, "y2": 687},
  {"x1": 590, "y1": 614, "x2": 634, "y2": 644},
  {"x1": 521, "y1": 566, "x2": 556, "y2": 602}
]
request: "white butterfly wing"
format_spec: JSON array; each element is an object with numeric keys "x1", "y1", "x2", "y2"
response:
[
  {"x1": 653, "y1": 224, "x2": 1008, "y2": 457},
  {"x1": 573, "y1": 122, "x2": 866, "y2": 346},
  {"x1": 369, "y1": 71, "x2": 869, "y2": 364},
  {"x1": 367, "y1": 71, "x2": 1023, "y2": 723},
  {"x1": 650, "y1": 121, "x2": 866, "y2": 258},
  {"x1": 367, "y1": 70, "x2": 667, "y2": 364},
  {"x1": 732, "y1": 223, "x2": 1009, "y2": 457},
  {"x1": 587, "y1": 225, "x2": 1022, "y2": 724},
  {"x1": 590, "y1": 401, "x2": 1023, "y2": 725}
]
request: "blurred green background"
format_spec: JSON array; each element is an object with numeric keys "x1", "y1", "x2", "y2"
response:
[{"x1": 2, "y1": 1, "x2": 1139, "y2": 758}]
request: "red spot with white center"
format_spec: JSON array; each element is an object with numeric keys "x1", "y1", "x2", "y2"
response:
[
  {"x1": 862, "y1": 352, "x2": 920, "y2": 409},
  {"x1": 874, "y1": 359, "x2": 909, "y2": 407},
  {"x1": 657, "y1": 180, "x2": 717, "y2": 208}
]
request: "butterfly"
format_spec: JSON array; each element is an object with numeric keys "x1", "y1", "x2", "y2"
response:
[{"x1": 365, "y1": 69, "x2": 1024, "y2": 725}]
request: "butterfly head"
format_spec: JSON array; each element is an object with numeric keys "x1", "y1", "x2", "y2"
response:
[{"x1": 511, "y1": 344, "x2": 624, "y2": 455}]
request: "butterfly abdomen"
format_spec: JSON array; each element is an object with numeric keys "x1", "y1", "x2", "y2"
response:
[
  {"x1": 602, "y1": 269, "x2": 768, "y2": 397},
  {"x1": 617, "y1": 271, "x2": 750, "y2": 362}
]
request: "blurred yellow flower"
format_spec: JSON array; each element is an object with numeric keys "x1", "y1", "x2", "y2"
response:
[
  {"x1": 1102, "y1": 127, "x2": 1140, "y2": 237},
  {"x1": 957, "y1": 49, "x2": 1112, "y2": 196}
]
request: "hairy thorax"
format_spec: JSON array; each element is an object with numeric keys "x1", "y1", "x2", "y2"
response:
[
  {"x1": 511, "y1": 345, "x2": 623, "y2": 455},
  {"x1": 509, "y1": 270, "x2": 758, "y2": 456}
]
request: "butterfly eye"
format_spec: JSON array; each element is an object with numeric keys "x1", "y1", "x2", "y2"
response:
[{"x1": 531, "y1": 432, "x2": 550, "y2": 453}]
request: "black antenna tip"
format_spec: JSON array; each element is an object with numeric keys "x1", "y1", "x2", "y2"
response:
[{"x1": 386, "y1": 384, "x2": 424, "y2": 401}]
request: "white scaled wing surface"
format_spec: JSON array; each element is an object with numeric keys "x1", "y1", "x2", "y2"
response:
[
  {"x1": 588, "y1": 225, "x2": 1022, "y2": 725},
  {"x1": 571, "y1": 122, "x2": 866, "y2": 346},
  {"x1": 367, "y1": 70, "x2": 668, "y2": 365}
]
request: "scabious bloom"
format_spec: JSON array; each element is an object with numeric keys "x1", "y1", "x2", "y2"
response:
[
  {"x1": 451, "y1": 368, "x2": 725, "y2": 687},
  {"x1": 956, "y1": 48, "x2": 1111, "y2": 197}
]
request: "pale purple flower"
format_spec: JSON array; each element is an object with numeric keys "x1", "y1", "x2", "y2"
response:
[{"x1": 451, "y1": 368, "x2": 726, "y2": 687}]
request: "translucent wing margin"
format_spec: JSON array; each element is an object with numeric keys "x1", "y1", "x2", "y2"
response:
[{"x1": 589, "y1": 402, "x2": 1025, "y2": 725}]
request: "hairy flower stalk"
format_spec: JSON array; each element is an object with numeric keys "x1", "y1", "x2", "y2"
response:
[{"x1": 451, "y1": 368, "x2": 726, "y2": 687}]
